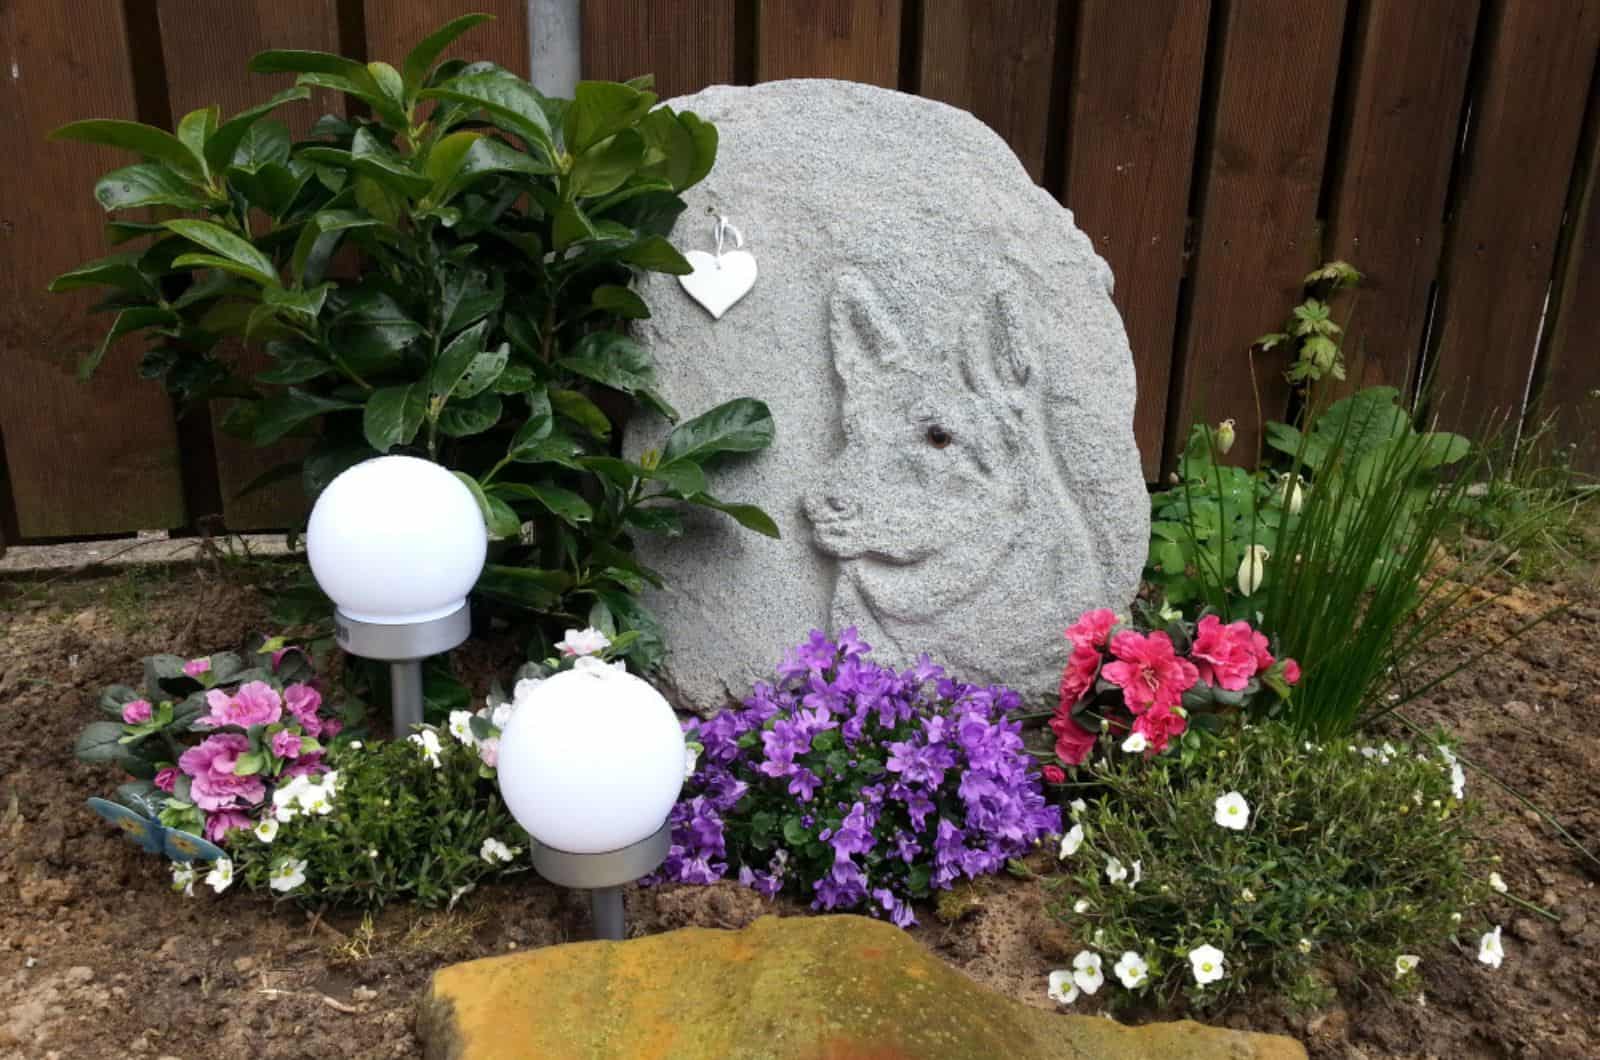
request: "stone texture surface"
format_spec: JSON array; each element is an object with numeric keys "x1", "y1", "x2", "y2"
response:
[
  {"x1": 415, "y1": 914, "x2": 1306, "y2": 1060},
  {"x1": 624, "y1": 80, "x2": 1148, "y2": 714}
]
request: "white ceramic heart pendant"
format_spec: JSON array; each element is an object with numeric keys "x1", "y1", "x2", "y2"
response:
[{"x1": 679, "y1": 249, "x2": 758, "y2": 320}]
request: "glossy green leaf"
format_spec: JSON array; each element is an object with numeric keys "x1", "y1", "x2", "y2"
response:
[
  {"x1": 402, "y1": 13, "x2": 495, "y2": 100},
  {"x1": 563, "y1": 81, "x2": 653, "y2": 154},
  {"x1": 349, "y1": 128, "x2": 431, "y2": 197},
  {"x1": 93, "y1": 163, "x2": 209, "y2": 212},
  {"x1": 571, "y1": 129, "x2": 644, "y2": 198},
  {"x1": 163, "y1": 219, "x2": 278, "y2": 284},
  {"x1": 507, "y1": 387, "x2": 555, "y2": 458},
  {"x1": 79, "y1": 306, "x2": 179, "y2": 380},
  {"x1": 663, "y1": 397, "x2": 774, "y2": 464},
  {"x1": 422, "y1": 71, "x2": 556, "y2": 158},
  {"x1": 438, "y1": 391, "x2": 503, "y2": 437},
  {"x1": 424, "y1": 130, "x2": 482, "y2": 187},
  {"x1": 227, "y1": 120, "x2": 291, "y2": 172},
  {"x1": 691, "y1": 495, "x2": 780, "y2": 538},
  {"x1": 430, "y1": 319, "x2": 489, "y2": 397},
  {"x1": 591, "y1": 284, "x2": 649, "y2": 319},
  {"x1": 363, "y1": 383, "x2": 427, "y2": 452},
  {"x1": 452, "y1": 471, "x2": 517, "y2": 538},
  {"x1": 176, "y1": 106, "x2": 218, "y2": 174},
  {"x1": 366, "y1": 61, "x2": 407, "y2": 115},
  {"x1": 51, "y1": 119, "x2": 200, "y2": 175},
  {"x1": 551, "y1": 200, "x2": 596, "y2": 252},
  {"x1": 650, "y1": 459, "x2": 706, "y2": 496},
  {"x1": 48, "y1": 252, "x2": 157, "y2": 297},
  {"x1": 254, "y1": 388, "x2": 362, "y2": 445},
  {"x1": 204, "y1": 86, "x2": 311, "y2": 171},
  {"x1": 549, "y1": 387, "x2": 610, "y2": 439},
  {"x1": 492, "y1": 482, "x2": 593, "y2": 523},
  {"x1": 677, "y1": 110, "x2": 717, "y2": 189},
  {"x1": 556, "y1": 332, "x2": 656, "y2": 393},
  {"x1": 621, "y1": 234, "x2": 692, "y2": 274},
  {"x1": 454, "y1": 343, "x2": 510, "y2": 400}
]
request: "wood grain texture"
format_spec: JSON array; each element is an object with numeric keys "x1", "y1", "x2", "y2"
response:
[
  {"x1": 916, "y1": 0, "x2": 1058, "y2": 181},
  {"x1": 583, "y1": 0, "x2": 739, "y2": 97},
  {"x1": 1533, "y1": 95, "x2": 1600, "y2": 474},
  {"x1": 1172, "y1": 0, "x2": 1349, "y2": 466},
  {"x1": 156, "y1": 0, "x2": 342, "y2": 530},
  {"x1": 756, "y1": 0, "x2": 901, "y2": 86},
  {"x1": 1427, "y1": 0, "x2": 1600, "y2": 435},
  {"x1": 362, "y1": 0, "x2": 529, "y2": 75},
  {"x1": 1324, "y1": 0, "x2": 1479, "y2": 397},
  {"x1": 0, "y1": 3, "x2": 188, "y2": 537},
  {"x1": 1064, "y1": 0, "x2": 1212, "y2": 479}
]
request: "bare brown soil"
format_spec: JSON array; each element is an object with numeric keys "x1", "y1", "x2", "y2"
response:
[{"x1": 1, "y1": 558, "x2": 1596, "y2": 1059}]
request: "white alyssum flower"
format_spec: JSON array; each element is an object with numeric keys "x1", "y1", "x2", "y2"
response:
[
  {"x1": 1059, "y1": 824, "x2": 1085, "y2": 859},
  {"x1": 269, "y1": 858, "x2": 308, "y2": 894},
  {"x1": 1297, "y1": 937, "x2": 1313, "y2": 955},
  {"x1": 1489, "y1": 871, "x2": 1507, "y2": 894},
  {"x1": 447, "y1": 710, "x2": 476, "y2": 745},
  {"x1": 1395, "y1": 954, "x2": 1421, "y2": 978},
  {"x1": 555, "y1": 627, "x2": 611, "y2": 657},
  {"x1": 1069, "y1": 798, "x2": 1087, "y2": 820},
  {"x1": 171, "y1": 861, "x2": 196, "y2": 898},
  {"x1": 349, "y1": 740, "x2": 363, "y2": 750},
  {"x1": 480, "y1": 837, "x2": 518, "y2": 865},
  {"x1": 253, "y1": 818, "x2": 279, "y2": 843},
  {"x1": 1046, "y1": 969, "x2": 1080, "y2": 1005},
  {"x1": 1073, "y1": 899, "x2": 1091, "y2": 914},
  {"x1": 1113, "y1": 951, "x2": 1149, "y2": 989},
  {"x1": 1478, "y1": 926, "x2": 1504, "y2": 968},
  {"x1": 1071, "y1": 950, "x2": 1104, "y2": 995},
  {"x1": 1105, "y1": 856, "x2": 1128, "y2": 885},
  {"x1": 1214, "y1": 791, "x2": 1251, "y2": 830},
  {"x1": 1240, "y1": 887, "x2": 1257, "y2": 903},
  {"x1": 1127, "y1": 860, "x2": 1142, "y2": 888},
  {"x1": 410, "y1": 728, "x2": 443, "y2": 769},
  {"x1": 1189, "y1": 943, "x2": 1227, "y2": 985},
  {"x1": 1450, "y1": 762, "x2": 1467, "y2": 800},
  {"x1": 204, "y1": 857, "x2": 234, "y2": 894},
  {"x1": 1120, "y1": 731, "x2": 1148, "y2": 754}
]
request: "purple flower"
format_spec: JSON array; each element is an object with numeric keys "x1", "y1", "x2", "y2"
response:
[
  {"x1": 788, "y1": 768, "x2": 822, "y2": 802},
  {"x1": 195, "y1": 681, "x2": 282, "y2": 730},
  {"x1": 830, "y1": 802, "x2": 875, "y2": 857},
  {"x1": 121, "y1": 699, "x2": 153, "y2": 725},
  {"x1": 270, "y1": 729, "x2": 303, "y2": 760},
  {"x1": 182, "y1": 657, "x2": 211, "y2": 679},
  {"x1": 178, "y1": 733, "x2": 266, "y2": 811}
]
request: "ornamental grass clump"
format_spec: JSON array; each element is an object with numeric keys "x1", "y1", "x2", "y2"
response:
[
  {"x1": 657, "y1": 630, "x2": 1061, "y2": 927},
  {"x1": 1047, "y1": 722, "x2": 1492, "y2": 1012}
]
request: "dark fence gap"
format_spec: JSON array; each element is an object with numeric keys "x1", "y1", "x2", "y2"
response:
[
  {"x1": 1313, "y1": 0, "x2": 1368, "y2": 232},
  {"x1": 1040, "y1": 0, "x2": 1079, "y2": 200},
  {"x1": 896, "y1": 0, "x2": 923, "y2": 94},
  {"x1": 337, "y1": 0, "x2": 370, "y2": 62},
  {"x1": 733, "y1": 0, "x2": 758, "y2": 85}
]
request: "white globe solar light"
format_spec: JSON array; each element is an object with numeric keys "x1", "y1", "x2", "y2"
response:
[
  {"x1": 306, "y1": 456, "x2": 487, "y2": 732},
  {"x1": 498, "y1": 664, "x2": 685, "y2": 938}
]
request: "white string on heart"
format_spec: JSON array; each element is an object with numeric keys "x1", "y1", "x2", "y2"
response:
[{"x1": 679, "y1": 211, "x2": 758, "y2": 320}]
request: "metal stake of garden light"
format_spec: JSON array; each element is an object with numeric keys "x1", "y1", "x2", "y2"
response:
[
  {"x1": 334, "y1": 607, "x2": 471, "y2": 734},
  {"x1": 529, "y1": 824, "x2": 670, "y2": 941}
]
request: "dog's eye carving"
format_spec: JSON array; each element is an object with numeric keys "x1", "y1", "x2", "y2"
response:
[{"x1": 926, "y1": 425, "x2": 953, "y2": 449}]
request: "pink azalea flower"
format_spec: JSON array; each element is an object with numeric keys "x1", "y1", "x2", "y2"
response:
[
  {"x1": 1041, "y1": 765, "x2": 1066, "y2": 785},
  {"x1": 1190, "y1": 615, "x2": 1268, "y2": 691},
  {"x1": 283, "y1": 683, "x2": 323, "y2": 737},
  {"x1": 1050, "y1": 713, "x2": 1099, "y2": 766},
  {"x1": 196, "y1": 681, "x2": 283, "y2": 730},
  {"x1": 1283, "y1": 658, "x2": 1301, "y2": 684},
  {"x1": 1065, "y1": 608, "x2": 1118, "y2": 650},
  {"x1": 121, "y1": 699, "x2": 153, "y2": 725},
  {"x1": 1131, "y1": 702, "x2": 1188, "y2": 755},
  {"x1": 283, "y1": 754, "x2": 327, "y2": 780},
  {"x1": 153, "y1": 767, "x2": 179, "y2": 794},
  {"x1": 178, "y1": 734, "x2": 266, "y2": 812},
  {"x1": 270, "y1": 729, "x2": 303, "y2": 760},
  {"x1": 203, "y1": 809, "x2": 253, "y2": 843},
  {"x1": 1058, "y1": 642, "x2": 1103, "y2": 708},
  {"x1": 182, "y1": 657, "x2": 211, "y2": 679},
  {"x1": 1102, "y1": 630, "x2": 1199, "y2": 714},
  {"x1": 320, "y1": 716, "x2": 343, "y2": 739}
]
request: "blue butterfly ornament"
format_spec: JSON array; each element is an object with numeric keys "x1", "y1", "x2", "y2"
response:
[{"x1": 86, "y1": 796, "x2": 225, "y2": 862}]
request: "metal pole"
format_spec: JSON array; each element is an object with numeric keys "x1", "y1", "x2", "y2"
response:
[
  {"x1": 390, "y1": 658, "x2": 425, "y2": 734},
  {"x1": 591, "y1": 887, "x2": 625, "y2": 940}
]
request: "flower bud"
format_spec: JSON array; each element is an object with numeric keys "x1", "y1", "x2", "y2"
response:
[
  {"x1": 1278, "y1": 474, "x2": 1306, "y2": 515},
  {"x1": 1237, "y1": 544, "x2": 1270, "y2": 596},
  {"x1": 1215, "y1": 418, "x2": 1236, "y2": 454}
]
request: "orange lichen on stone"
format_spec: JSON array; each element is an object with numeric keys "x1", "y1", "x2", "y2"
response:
[{"x1": 415, "y1": 914, "x2": 1307, "y2": 1060}]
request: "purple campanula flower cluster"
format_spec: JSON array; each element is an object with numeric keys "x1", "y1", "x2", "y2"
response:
[{"x1": 654, "y1": 629, "x2": 1061, "y2": 927}]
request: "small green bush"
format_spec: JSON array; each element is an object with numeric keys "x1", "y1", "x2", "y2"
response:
[
  {"x1": 231, "y1": 730, "x2": 525, "y2": 908},
  {"x1": 1047, "y1": 723, "x2": 1486, "y2": 1011}
]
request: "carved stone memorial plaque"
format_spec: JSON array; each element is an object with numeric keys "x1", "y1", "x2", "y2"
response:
[{"x1": 624, "y1": 80, "x2": 1149, "y2": 714}]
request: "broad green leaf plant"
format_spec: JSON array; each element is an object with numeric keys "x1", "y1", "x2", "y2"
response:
[{"x1": 49, "y1": 14, "x2": 776, "y2": 667}]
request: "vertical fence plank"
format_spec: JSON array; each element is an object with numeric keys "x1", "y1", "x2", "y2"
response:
[
  {"x1": 916, "y1": 1, "x2": 1059, "y2": 182},
  {"x1": 756, "y1": 0, "x2": 901, "y2": 85},
  {"x1": 155, "y1": 0, "x2": 342, "y2": 530},
  {"x1": 0, "y1": 3, "x2": 188, "y2": 537},
  {"x1": 363, "y1": 0, "x2": 530, "y2": 74},
  {"x1": 1171, "y1": 0, "x2": 1348, "y2": 466},
  {"x1": 1064, "y1": 0, "x2": 1212, "y2": 480},
  {"x1": 1534, "y1": 113, "x2": 1600, "y2": 473},
  {"x1": 583, "y1": 0, "x2": 738, "y2": 98},
  {"x1": 1426, "y1": 0, "x2": 1600, "y2": 436},
  {"x1": 1324, "y1": 0, "x2": 1479, "y2": 396}
]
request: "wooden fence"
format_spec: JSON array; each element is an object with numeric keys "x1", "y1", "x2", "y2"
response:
[{"x1": 2, "y1": 0, "x2": 1598, "y2": 544}]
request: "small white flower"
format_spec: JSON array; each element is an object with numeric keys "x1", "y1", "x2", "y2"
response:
[
  {"x1": 1278, "y1": 473, "x2": 1306, "y2": 514},
  {"x1": 296, "y1": 782, "x2": 334, "y2": 816},
  {"x1": 684, "y1": 742, "x2": 701, "y2": 780},
  {"x1": 1120, "y1": 731, "x2": 1148, "y2": 754},
  {"x1": 1381, "y1": 742, "x2": 1397, "y2": 761},
  {"x1": 1395, "y1": 954, "x2": 1421, "y2": 978},
  {"x1": 204, "y1": 857, "x2": 234, "y2": 894},
  {"x1": 1059, "y1": 824, "x2": 1085, "y2": 859},
  {"x1": 1189, "y1": 943, "x2": 1226, "y2": 985},
  {"x1": 269, "y1": 858, "x2": 308, "y2": 893},
  {"x1": 409, "y1": 728, "x2": 443, "y2": 769},
  {"x1": 1105, "y1": 856, "x2": 1127, "y2": 885},
  {"x1": 512, "y1": 676, "x2": 544, "y2": 705},
  {"x1": 1128, "y1": 860, "x2": 1142, "y2": 888},
  {"x1": 1214, "y1": 791, "x2": 1251, "y2": 830},
  {"x1": 447, "y1": 710, "x2": 476, "y2": 745},
  {"x1": 1113, "y1": 951, "x2": 1149, "y2": 989},
  {"x1": 1237, "y1": 544, "x2": 1270, "y2": 595},
  {"x1": 1047, "y1": 969, "x2": 1080, "y2": 1005},
  {"x1": 368, "y1": 849, "x2": 379, "y2": 859},
  {"x1": 1437, "y1": 744, "x2": 1458, "y2": 767},
  {"x1": 1489, "y1": 871, "x2": 1507, "y2": 894},
  {"x1": 170, "y1": 861, "x2": 196, "y2": 898},
  {"x1": 477, "y1": 736, "x2": 501, "y2": 768},
  {"x1": 1073, "y1": 899, "x2": 1091, "y2": 914},
  {"x1": 480, "y1": 837, "x2": 517, "y2": 865},
  {"x1": 1215, "y1": 418, "x2": 1237, "y2": 454},
  {"x1": 253, "y1": 818, "x2": 279, "y2": 843},
  {"x1": 1297, "y1": 937, "x2": 1313, "y2": 955},
  {"x1": 491, "y1": 701, "x2": 514, "y2": 730},
  {"x1": 1450, "y1": 762, "x2": 1466, "y2": 800},
  {"x1": 1069, "y1": 798, "x2": 1087, "y2": 820},
  {"x1": 555, "y1": 627, "x2": 611, "y2": 657},
  {"x1": 1451, "y1": 912, "x2": 1463, "y2": 925},
  {"x1": 1359, "y1": 746, "x2": 1379, "y2": 760},
  {"x1": 1240, "y1": 887, "x2": 1256, "y2": 904},
  {"x1": 1478, "y1": 926, "x2": 1504, "y2": 968},
  {"x1": 349, "y1": 740, "x2": 363, "y2": 750},
  {"x1": 1071, "y1": 950, "x2": 1104, "y2": 995}
]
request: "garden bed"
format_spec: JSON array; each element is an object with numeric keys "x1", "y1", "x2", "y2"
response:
[{"x1": 1, "y1": 559, "x2": 1596, "y2": 1060}]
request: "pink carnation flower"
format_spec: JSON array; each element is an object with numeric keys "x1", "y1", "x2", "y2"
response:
[
  {"x1": 1191, "y1": 615, "x2": 1272, "y2": 691},
  {"x1": 182, "y1": 657, "x2": 211, "y2": 679},
  {"x1": 153, "y1": 766, "x2": 179, "y2": 793},
  {"x1": 1049, "y1": 713, "x2": 1099, "y2": 766},
  {"x1": 203, "y1": 809, "x2": 253, "y2": 843},
  {"x1": 270, "y1": 729, "x2": 303, "y2": 760},
  {"x1": 121, "y1": 699, "x2": 153, "y2": 725},
  {"x1": 1132, "y1": 702, "x2": 1188, "y2": 755},
  {"x1": 1102, "y1": 630, "x2": 1199, "y2": 714},
  {"x1": 1041, "y1": 764, "x2": 1066, "y2": 785},
  {"x1": 1057, "y1": 643, "x2": 1102, "y2": 708},
  {"x1": 196, "y1": 681, "x2": 282, "y2": 730},
  {"x1": 1281, "y1": 658, "x2": 1302, "y2": 685},
  {"x1": 178, "y1": 733, "x2": 266, "y2": 812},
  {"x1": 1065, "y1": 608, "x2": 1118, "y2": 650},
  {"x1": 283, "y1": 683, "x2": 323, "y2": 738}
]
